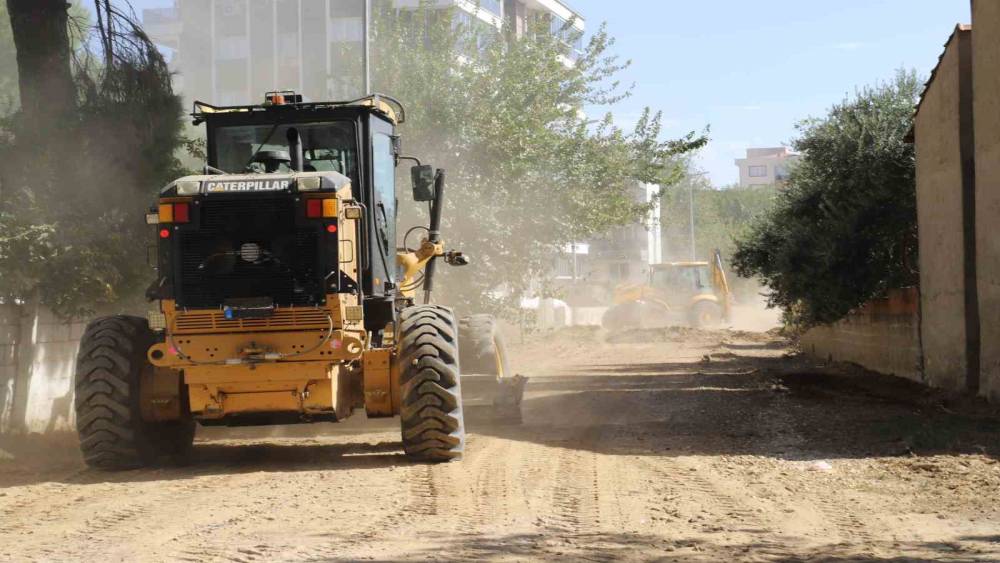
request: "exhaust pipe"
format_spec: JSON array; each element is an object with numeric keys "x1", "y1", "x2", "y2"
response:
[{"x1": 286, "y1": 127, "x2": 303, "y2": 172}]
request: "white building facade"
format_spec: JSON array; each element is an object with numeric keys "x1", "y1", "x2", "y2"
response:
[{"x1": 143, "y1": 0, "x2": 584, "y2": 106}]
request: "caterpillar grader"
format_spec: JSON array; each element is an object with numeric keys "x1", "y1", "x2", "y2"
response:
[{"x1": 73, "y1": 92, "x2": 524, "y2": 470}]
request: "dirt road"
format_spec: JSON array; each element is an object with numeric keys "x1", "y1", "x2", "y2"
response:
[{"x1": 2, "y1": 328, "x2": 999, "y2": 562}]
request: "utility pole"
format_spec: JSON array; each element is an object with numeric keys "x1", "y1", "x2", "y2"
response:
[
  {"x1": 687, "y1": 172, "x2": 709, "y2": 261},
  {"x1": 688, "y1": 181, "x2": 696, "y2": 260},
  {"x1": 362, "y1": 0, "x2": 371, "y2": 95}
]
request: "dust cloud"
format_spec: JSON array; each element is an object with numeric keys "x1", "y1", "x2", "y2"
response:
[{"x1": 728, "y1": 290, "x2": 782, "y2": 332}]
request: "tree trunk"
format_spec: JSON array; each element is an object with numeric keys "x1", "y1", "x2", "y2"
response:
[{"x1": 5, "y1": 0, "x2": 75, "y2": 131}]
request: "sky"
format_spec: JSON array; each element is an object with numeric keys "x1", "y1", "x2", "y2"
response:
[
  {"x1": 118, "y1": 0, "x2": 971, "y2": 186},
  {"x1": 569, "y1": 0, "x2": 971, "y2": 185}
]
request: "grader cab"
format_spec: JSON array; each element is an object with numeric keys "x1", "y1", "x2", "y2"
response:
[{"x1": 73, "y1": 92, "x2": 524, "y2": 470}]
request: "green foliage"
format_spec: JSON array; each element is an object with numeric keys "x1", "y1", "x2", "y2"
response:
[
  {"x1": 660, "y1": 176, "x2": 777, "y2": 261},
  {"x1": 660, "y1": 177, "x2": 778, "y2": 298},
  {"x1": 732, "y1": 70, "x2": 921, "y2": 326},
  {"x1": 0, "y1": 1, "x2": 186, "y2": 318},
  {"x1": 371, "y1": 3, "x2": 706, "y2": 315}
]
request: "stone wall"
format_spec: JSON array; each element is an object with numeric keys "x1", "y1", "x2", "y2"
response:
[{"x1": 801, "y1": 289, "x2": 924, "y2": 385}]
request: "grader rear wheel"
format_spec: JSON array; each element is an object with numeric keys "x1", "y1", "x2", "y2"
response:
[
  {"x1": 459, "y1": 314, "x2": 525, "y2": 424},
  {"x1": 74, "y1": 316, "x2": 194, "y2": 470},
  {"x1": 398, "y1": 305, "x2": 466, "y2": 462}
]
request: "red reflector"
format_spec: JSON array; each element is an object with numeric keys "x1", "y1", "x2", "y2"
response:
[
  {"x1": 306, "y1": 199, "x2": 323, "y2": 218},
  {"x1": 326, "y1": 224, "x2": 338, "y2": 234},
  {"x1": 173, "y1": 202, "x2": 190, "y2": 223},
  {"x1": 159, "y1": 228, "x2": 170, "y2": 239}
]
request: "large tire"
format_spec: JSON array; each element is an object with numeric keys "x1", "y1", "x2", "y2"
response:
[
  {"x1": 459, "y1": 315, "x2": 524, "y2": 423},
  {"x1": 459, "y1": 315, "x2": 509, "y2": 376},
  {"x1": 690, "y1": 300, "x2": 723, "y2": 329},
  {"x1": 74, "y1": 315, "x2": 195, "y2": 470},
  {"x1": 398, "y1": 305, "x2": 465, "y2": 462}
]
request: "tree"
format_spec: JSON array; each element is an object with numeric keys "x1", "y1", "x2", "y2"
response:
[
  {"x1": 371, "y1": 3, "x2": 706, "y2": 315},
  {"x1": 0, "y1": 2, "x2": 18, "y2": 110},
  {"x1": 731, "y1": 70, "x2": 921, "y2": 326},
  {"x1": 5, "y1": 0, "x2": 76, "y2": 131},
  {"x1": 0, "y1": 1, "x2": 186, "y2": 318}
]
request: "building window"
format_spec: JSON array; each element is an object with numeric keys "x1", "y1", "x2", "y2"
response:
[
  {"x1": 748, "y1": 165, "x2": 768, "y2": 178},
  {"x1": 216, "y1": 36, "x2": 249, "y2": 60},
  {"x1": 478, "y1": 0, "x2": 502, "y2": 16}
]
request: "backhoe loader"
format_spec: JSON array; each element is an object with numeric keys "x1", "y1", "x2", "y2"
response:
[{"x1": 602, "y1": 250, "x2": 733, "y2": 330}]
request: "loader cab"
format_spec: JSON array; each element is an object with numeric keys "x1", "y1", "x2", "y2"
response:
[
  {"x1": 650, "y1": 263, "x2": 713, "y2": 296},
  {"x1": 192, "y1": 94, "x2": 403, "y2": 328}
]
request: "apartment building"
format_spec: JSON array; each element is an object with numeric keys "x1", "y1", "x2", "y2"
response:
[
  {"x1": 143, "y1": 0, "x2": 584, "y2": 105},
  {"x1": 734, "y1": 146, "x2": 800, "y2": 187}
]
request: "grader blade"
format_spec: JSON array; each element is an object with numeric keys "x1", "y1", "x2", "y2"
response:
[{"x1": 461, "y1": 374, "x2": 528, "y2": 424}]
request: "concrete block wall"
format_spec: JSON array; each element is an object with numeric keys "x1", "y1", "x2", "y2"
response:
[
  {"x1": 0, "y1": 304, "x2": 20, "y2": 433},
  {"x1": 801, "y1": 289, "x2": 923, "y2": 384},
  {"x1": 0, "y1": 303, "x2": 86, "y2": 435}
]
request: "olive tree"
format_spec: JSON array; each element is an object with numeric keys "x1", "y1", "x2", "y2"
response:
[{"x1": 732, "y1": 70, "x2": 921, "y2": 326}]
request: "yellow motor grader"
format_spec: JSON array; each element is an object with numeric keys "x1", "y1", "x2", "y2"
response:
[
  {"x1": 73, "y1": 92, "x2": 524, "y2": 470},
  {"x1": 601, "y1": 250, "x2": 733, "y2": 330}
]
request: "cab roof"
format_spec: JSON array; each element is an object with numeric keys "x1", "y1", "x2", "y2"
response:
[{"x1": 191, "y1": 93, "x2": 405, "y2": 126}]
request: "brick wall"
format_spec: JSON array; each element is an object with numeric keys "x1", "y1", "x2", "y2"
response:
[{"x1": 801, "y1": 289, "x2": 924, "y2": 385}]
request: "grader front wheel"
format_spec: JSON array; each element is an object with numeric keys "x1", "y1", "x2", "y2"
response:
[
  {"x1": 398, "y1": 305, "x2": 466, "y2": 462},
  {"x1": 74, "y1": 316, "x2": 194, "y2": 470}
]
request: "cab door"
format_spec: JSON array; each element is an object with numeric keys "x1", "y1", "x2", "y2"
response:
[{"x1": 367, "y1": 116, "x2": 397, "y2": 297}]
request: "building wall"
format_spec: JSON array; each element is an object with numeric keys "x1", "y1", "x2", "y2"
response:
[
  {"x1": 148, "y1": 0, "x2": 582, "y2": 106},
  {"x1": 801, "y1": 289, "x2": 923, "y2": 384},
  {"x1": 973, "y1": 1, "x2": 1000, "y2": 402},
  {"x1": 913, "y1": 27, "x2": 976, "y2": 393}
]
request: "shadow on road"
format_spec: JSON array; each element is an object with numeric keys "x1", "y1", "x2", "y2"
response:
[
  {"x1": 469, "y1": 352, "x2": 1000, "y2": 463},
  {"x1": 309, "y1": 529, "x2": 991, "y2": 563},
  {"x1": 0, "y1": 434, "x2": 413, "y2": 489}
]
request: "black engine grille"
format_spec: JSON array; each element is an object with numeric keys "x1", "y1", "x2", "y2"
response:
[{"x1": 175, "y1": 197, "x2": 323, "y2": 308}]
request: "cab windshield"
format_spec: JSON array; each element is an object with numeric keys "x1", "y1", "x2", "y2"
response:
[
  {"x1": 651, "y1": 265, "x2": 711, "y2": 291},
  {"x1": 213, "y1": 121, "x2": 358, "y2": 180}
]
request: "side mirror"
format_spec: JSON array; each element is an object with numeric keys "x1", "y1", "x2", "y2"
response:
[{"x1": 411, "y1": 165, "x2": 436, "y2": 202}]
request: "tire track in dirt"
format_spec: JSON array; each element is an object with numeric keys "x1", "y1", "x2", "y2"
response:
[
  {"x1": 271, "y1": 462, "x2": 437, "y2": 562},
  {"x1": 637, "y1": 456, "x2": 795, "y2": 559},
  {"x1": 751, "y1": 389, "x2": 883, "y2": 552},
  {"x1": 451, "y1": 436, "x2": 511, "y2": 532}
]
